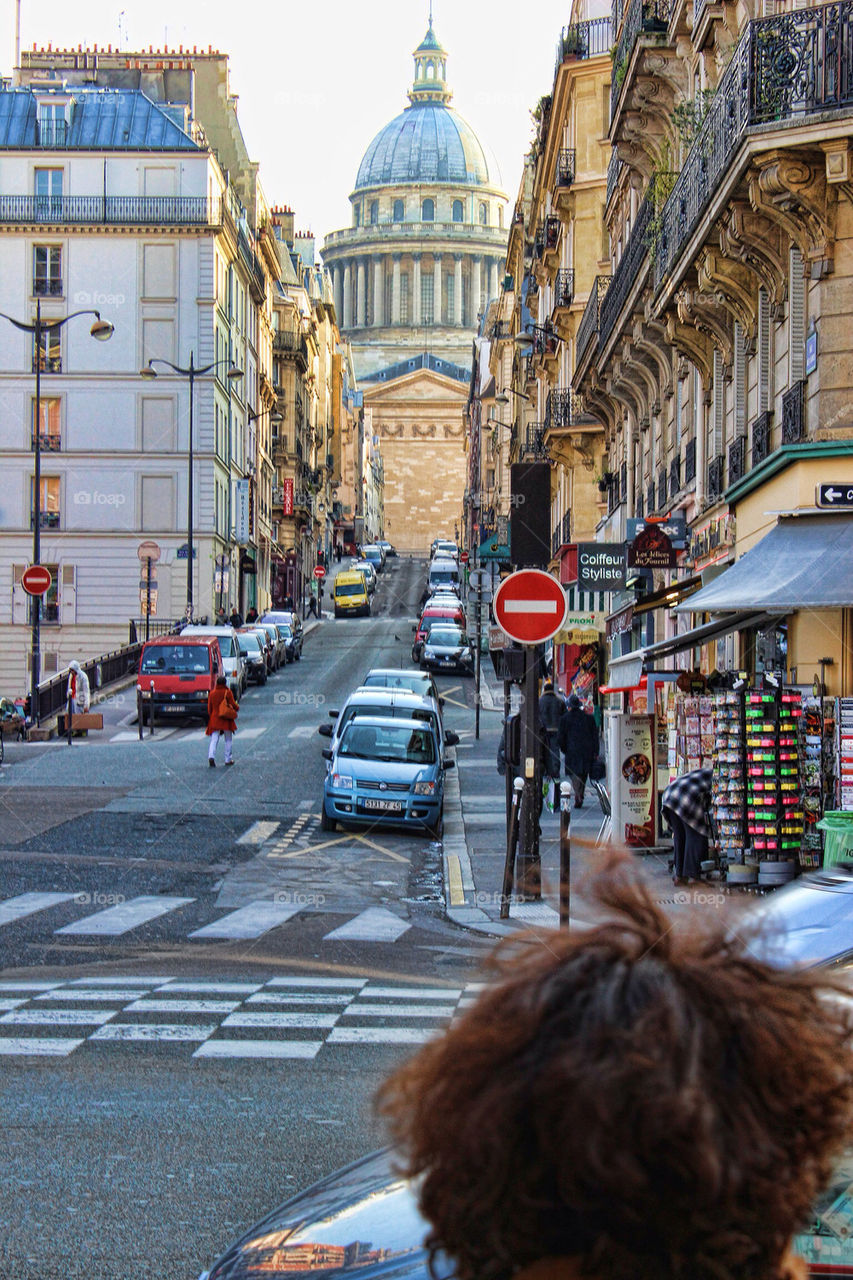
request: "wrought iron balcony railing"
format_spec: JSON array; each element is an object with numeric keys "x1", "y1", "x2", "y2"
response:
[
  {"x1": 490, "y1": 320, "x2": 512, "y2": 341},
  {"x1": 0, "y1": 194, "x2": 223, "y2": 226},
  {"x1": 636, "y1": 491, "x2": 644, "y2": 518},
  {"x1": 707, "y1": 455, "x2": 725, "y2": 502},
  {"x1": 599, "y1": 195, "x2": 653, "y2": 349},
  {"x1": 684, "y1": 437, "x2": 697, "y2": 483},
  {"x1": 620, "y1": 461, "x2": 628, "y2": 503},
  {"x1": 576, "y1": 275, "x2": 612, "y2": 365},
  {"x1": 37, "y1": 120, "x2": 68, "y2": 147},
  {"x1": 654, "y1": 2, "x2": 853, "y2": 290},
  {"x1": 606, "y1": 149, "x2": 625, "y2": 206},
  {"x1": 544, "y1": 215, "x2": 561, "y2": 250},
  {"x1": 31, "y1": 511, "x2": 60, "y2": 529},
  {"x1": 669, "y1": 455, "x2": 681, "y2": 498},
  {"x1": 547, "y1": 388, "x2": 586, "y2": 428},
  {"x1": 728, "y1": 434, "x2": 747, "y2": 485},
  {"x1": 782, "y1": 380, "x2": 806, "y2": 444},
  {"x1": 556, "y1": 150, "x2": 576, "y2": 188},
  {"x1": 555, "y1": 15, "x2": 612, "y2": 70},
  {"x1": 561, "y1": 510, "x2": 572, "y2": 544},
  {"x1": 532, "y1": 328, "x2": 559, "y2": 358},
  {"x1": 752, "y1": 411, "x2": 772, "y2": 466},
  {"x1": 521, "y1": 424, "x2": 548, "y2": 460},
  {"x1": 33, "y1": 277, "x2": 62, "y2": 297},
  {"x1": 647, "y1": 480, "x2": 656, "y2": 514},
  {"x1": 657, "y1": 468, "x2": 667, "y2": 511},
  {"x1": 553, "y1": 269, "x2": 575, "y2": 310},
  {"x1": 32, "y1": 433, "x2": 61, "y2": 452},
  {"x1": 610, "y1": 0, "x2": 672, "y2": 119},
  {"x1": 552, "y1": 526, "x2": 561, "y2": 558}
]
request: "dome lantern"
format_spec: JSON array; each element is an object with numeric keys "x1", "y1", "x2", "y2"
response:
[{"x1": 409, "y1": 20, "x2": 451, "y2": 106}]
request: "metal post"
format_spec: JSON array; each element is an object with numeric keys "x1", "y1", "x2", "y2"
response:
[
  {"x1": 500, "y1": 776, "x2": 524, "y2": 919},
  {"x1": 65, "y1": 689, "x2": 73, "y2": 746},
  {"x1": 504, "y1": 678, "x2": 513, "y2": 826},
  {"x1": 186, "y1": 353, "x2": 195, "y2": 620},
  {"x1": 31, "y1": 298, "x2": 42, "y2": 726},
  {"x1": 474, "y1": 575, "x2": 482, "y2": 740},
  {"x1": 145, "y1": 556, "x2": 152, "y2": 643},
  {"x1": 149, "y1": 679, "x2": 155, "y2": 736},
  {"x1": 517, "y1": 645, "x2": 542, "y2": 900},
  {"x1": 559, "y1": 780, "x2": 573, "y2": 927},
  {"x1": 137, "y1": 686, "x2": 144, "y2": 741}
]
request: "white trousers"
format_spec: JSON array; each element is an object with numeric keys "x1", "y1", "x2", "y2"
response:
[{"x1": 208, "y1": 730, "x2": 233, "y2": 762}]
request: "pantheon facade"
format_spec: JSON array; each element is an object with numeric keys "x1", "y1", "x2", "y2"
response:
[{"x1": 322, "y1": 22, "x2": 508, "y2": 550}]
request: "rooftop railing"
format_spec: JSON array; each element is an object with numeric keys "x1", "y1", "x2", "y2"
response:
[
  {"x1": 0, "y1": 194, "x2": 222, "y2": 226},
  {"x1": 610, "y1": 0, "x2": 671, "y2": 119},
  {"x1": 555, "y1": 16, "x2": 612, "y2": 70}
]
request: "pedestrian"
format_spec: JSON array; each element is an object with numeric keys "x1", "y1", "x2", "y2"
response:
[
  {"x1": 661, "y1": 766, "x2": 714, "y2": 885},
  {"x1": 335, "y1": 543, "x2": 343, "y2": 562},
  {"x1": 378, "y1": 864, "x2": 853, "y2": 1280},
  {"x1": 66, "y1": 660, "x2": 91, "y2": 714},
  {"x1": 307, "y1": 593, "x2": 319, "y2": 618},
  {"x1": 206, "y1": 675, "x2": 239, "y2": 767},
  {"x1": 538, "y1": 680, "x2": 566, "y2": 781},
  {"x1": 245, "y1": 606, "x2": 258, "y2": 624},
  {"x1": 283, "y1": 594, "x2": 294, "y2": 610},
  {"x1": 228, "y1": 607, "x2": 243, "y2": 630},
  {"x1": 215, "y1": 606, "x2": 227, "y2": 626},
  {"x1": 558, "y1": 693, "x2": 598, "y2": 808}
]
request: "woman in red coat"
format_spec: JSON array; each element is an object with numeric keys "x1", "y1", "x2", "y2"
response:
[{"x1": 207, "y1": 676, "x2": 239, "y2": 767}]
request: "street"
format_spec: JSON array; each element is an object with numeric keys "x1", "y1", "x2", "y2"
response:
[{"x1": 0, "y1": 556, "x2": 494, "y2": 1280}]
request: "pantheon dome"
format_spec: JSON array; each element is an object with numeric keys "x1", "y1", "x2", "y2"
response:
[{"x1": 322, "y1": 21, "x2": 509, "y2": 379}]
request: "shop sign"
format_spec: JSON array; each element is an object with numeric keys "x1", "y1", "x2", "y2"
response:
[
  {"x1": 577, "y1": 542, "x2": 627, "y2": 590},
  {"x1": 282, "y1": 478, "x2": 294, "y2": 517},
  {"x1": 627, "y1": 516, "x2": 686, "y2": 548},
  {"x1": 613, "y1": 714, "x2": 656, "y2": 848},
  {"x1": 605, "y1": 605, "x2": 634, "y2": 641},
  {"x1": 687, "y1": 514, "x2": 736, "y2": 563},
  {"x1": 234, "y1": 478, "x2": 250, "y2": 544},
  {"x1": 553, "y1": 612, "x2": 606, "y2": 645},
  {"x1": 627, "y1": 525, "x2": 676, "y2": 569}
]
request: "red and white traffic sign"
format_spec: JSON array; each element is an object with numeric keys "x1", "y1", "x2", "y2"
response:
[
  {"x1": 493, "y1": 569, "x2": 567, "y2": 645},
  {"x1": 21, "y1": 564, "x2": 52, "y2": 597},
  {"x1": 459, "y1": 550, "x2": 469, "y2": 564},
  {"x1": 313, "y1": 565, "x2": 326, "y2": 580}
]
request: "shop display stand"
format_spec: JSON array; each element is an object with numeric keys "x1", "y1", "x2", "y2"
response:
[
  {"x1": 801, "y1": 695, "x2": 832, "y2": 867},
  {"x1": 836, "y1": 698, "x2": 853, "y2": 811},
  {"x1": 711, "y1": 691, "x2": 747, "y2": 879},
  {"x1": 744, "y1": 685, "x2": 803, "y2": 887}
]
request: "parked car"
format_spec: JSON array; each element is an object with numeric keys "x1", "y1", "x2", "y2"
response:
[
  {"x1": 321, "y1": 715, "x2": 451, "y2": 837},
  {"x1": 260, "y1": 611, "x2": 303, "y2": 642},
  {"x1": 181, "y1": 625, "x2": 246, "y2": 697},
  {"x1": 421, "y1": 625, "x2": 474, "y2": 675},
  {"x1": 360, "y1": 544, "x2": 385, "y2": 573},
  {"x1": 412, "y1": 606, "x2": 466, "y2": 662},
  {"x1": 239, "y1": 625, "x2": 277, "y2": 672},
  {"x1": 361, "y1": 668, "x2": 442, "y2": 705},
  {"x1": 431, "y1": 539, "x2": 458, "y2": 561},
  {"x1": 333, "y1": 571, "x2": 371, "y2": 618},
  {"x1": 256, "y1": 621, "x2": 286, "y2": 669},
  {"x1": 318, "y1": 687, "x2": 457, "y2": 753},
  {"x1": 351, "y1": 560, "x2": 378, "y2": 593},
  {"x1": 275, "y1": 621, "x2": 302, "y2": 663},
  {"x1": 236, "y1": 632, "x2": 267, "y2": 685},
  {"x1": 137, "y1": 635, "x2": 224, "y2": 724},
  {"x1": 377, "y1": 540, "x2": 397, "y2": 558}
]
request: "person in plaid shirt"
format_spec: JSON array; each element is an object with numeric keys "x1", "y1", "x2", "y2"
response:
[{"x1": 661, "y1": 766, "x2": 714, "y2": 884}]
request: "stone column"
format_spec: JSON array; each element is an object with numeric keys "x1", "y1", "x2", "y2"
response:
[
  {"x1": 433, "y1": 253, "x2": 442, "y2": 326},
  {"x1": 489, "y1": 258, "x2": 499, "y2": 302},
  {"x1": 391, "y1": 255, "x2": 401, "y2": 326},
  {"x1": 412, "y1": 255, "x2": 422, "y2": 327},
  {"x1": 373, "y1": 256, "x2": 384, "y2": 328},
  {"x1": 356, "y1": 259, "x2": 367, "y2": 329},
  {"x1": 343, "y1": 262, "x2": 353, "y2": 330},
  {"x1": 333, "y1": 265, "x2": 343, "y2": 321},
  {"x1": 472, "y1": 255, "x2": 482, "y2": 325},
  {"x1": 454, "y1": 255, "x2": 463, "y2": 326}
]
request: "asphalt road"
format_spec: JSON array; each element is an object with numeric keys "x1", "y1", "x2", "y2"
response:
[{"x1": 0, "y1": 555, "x2": 490, "y2": 1280}]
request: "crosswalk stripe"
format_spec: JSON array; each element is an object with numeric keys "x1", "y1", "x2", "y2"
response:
[
  {"x1": 326, "y1": 1026, "x2": 439, "y2": 1045},
  {"x1": 236, "y1": 820, "x2": 280, "y2": 845},
  {"x1": 0, "y1": 1008, "x2": 116, "y2": 1026},
  {"x1": 0, "y1": 892, "x2": 80, "y2": 926},
  {"x1": 342, "y1": 1004, "x2": 455, "y2": 1019},
  {"x1": 189, "y1": 901, "x2": 301, "y2": 940},
  {"x1": 194, "y1": 1039, "x2": 322, "y2": 1060},
  {"x1": 323, "y1": 908, "x2": 410, "y2": 943},
  {"x1": 90, "y1": 1023, "x2": 217, "y2": 1042},
  {"x1": 233, "y1": 726, "x2": 267, "y2": 739},
  {"x1": 359, "y1": 986, "x2": 463, "y2": 999},
  {"x1": 0, "y1": 1037, "x2": 84, "y2": 1056},
  {"x1": 0, "y1": 980, "x2": 64, "y2": 992},
  {"x1": 245, "y1": 992, "x2": 351, "y2": 1006},
  {"x1": 34, "y1": 989, "x2": 146, "y2": 1003},
  {"x1": 265, "y1": 976, "x2": 367, "y2": 989},
  {"x1": 511, "y1": 903, "x2": 561, "y2": 926},
  {"x1": 124, "y1": 999, "x2": 242, "y2": 1014},
  {"x1": 154, "y1": 982, "x2": 263, "y2": 995},
  {"x1": 0, "y1": 999, "x2": 28, "y2": 1011},
  {"x1": 221, "y1": 1011, "x2": 340, "y2": 1030},
  {"x1": 67, "y1": 976, "x2": 175, "y2": 986},
  {"x1": 55, "y1": 896, "x2": 195, "y2": 936}
]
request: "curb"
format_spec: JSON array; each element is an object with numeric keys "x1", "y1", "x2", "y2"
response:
[{"x1": 442, "y1": 754, "x2": 520, "y2": 937}]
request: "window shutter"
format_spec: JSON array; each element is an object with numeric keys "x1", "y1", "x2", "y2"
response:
[
  {"x1": 734, "y1": 322, "x2": 746, "y2": 436},
  {"x1": 789, "y1": 247, "x2": 805, "y2": 383},
  {"x1": 12, "y1": 565, "x2": 27, "y2": 626},
  {"x1": 758, "y1": 289, "x2": 771, "y2": 413},
  {"x1": 59, "y1": 563, "x2": 76, "y2": 626},
  {"x1": 675, "y1": 377, "x2": 683, "y2": 446},
  {"x1": 712, "y1": 350, "x2": 724, "y2": 458}
]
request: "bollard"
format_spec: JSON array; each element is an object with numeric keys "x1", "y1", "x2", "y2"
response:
[
  {"x1": 137, "y1": 687, "x2": 144, "y2": 740},
  {"x1": 65, "y1": 693, "x2": 73, "y2": 746},
  {"x1": 559, "y1": 780, "x2": 573, "y2": 928},
  {"x1": 500, "y1": 777, "x2": 524, "y2": 919},
  {"x1": 149, "y1": 680, "x2": 155, "y2": 736}
]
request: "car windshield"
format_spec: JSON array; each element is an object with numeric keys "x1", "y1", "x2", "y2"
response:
[
  {"x1": 363, "y1": 673, "x2": 432, "y2": 695},
  {"x1": 339, "y1": 706, "x2": 437, "y2": 736},
  {"x1": 339, "y1": 723, "x2": 436, "y2": 764},
  {"x1": 429, "y1": 629, "x2": 465, "y2": 646},
  {"x1": 336, "y1": 582, "x2": 364, "y2": 597},
  {"x1": 430, "y1": 572, "x2": 458, "y2": 585},
  {"x1": 363, "y1": 548, "x2": 381, "y2": 561},
  {"x1": 238, "y1": 635, "x2": 261, "y2": 653},
  {"x1": 277, "y1": 625, "x2": 293, "y2": 639},
  {"x1": 141, "y1": 644, "x2": 210, "y2": 674}
]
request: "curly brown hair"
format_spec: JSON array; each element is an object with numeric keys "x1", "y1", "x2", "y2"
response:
[{"x1": 378, "y1": 868, "x2": 853, "y2": 1280}]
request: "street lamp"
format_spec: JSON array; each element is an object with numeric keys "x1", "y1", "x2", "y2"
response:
[
  {"x1": 495, "y1": 388, "x2": 530, "y2": 404},
  {"x1": 514, "y1": 322, "x2": 557, "y2": 355},
  {"x1": 139, "y1": 353, "x2": 243, "y2": 619},
  {"x1": 0, "y1": 301, "x2": 114, "y2": 726}
]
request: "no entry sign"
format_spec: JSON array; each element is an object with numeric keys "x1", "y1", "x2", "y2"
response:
[
  {"x1": 313, "y1": 565, "x2": 326, "y2": 580},
  {"x1": 21, "y1": 564, "x2": 52, "y2": 596},
  {"x1": 493, "y1": 569, "x2": 567, "y2": 645}
]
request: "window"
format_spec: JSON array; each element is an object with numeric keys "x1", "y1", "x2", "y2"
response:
[
  {"x1": 38, "y1": 102, "x2": 68, "y2": 146},
  {"x1": 479, "y1": 202, "x2": 488, "y2": 226},
  {"x1": 33, "y1": 396, "x2": 61, "y2": 450},
  {"x1": 34, "y1": 168, "x2": 63, "y2": 219},
  {"x1": 452, "y1": 199, "x2": 464, "y2": 223},
  {"x1": 353, "y1": 204, "x2": 361, "y2": 227},
  {"x1": 498, "y1": 206, "x2": 504, "y2": 228},
  {"x1": 400, "y1": 274, "x2": 410, "y2": 325},
  {"x1": 369, "y1": 200, "x2": 379, "y2": 225},
  {"x1": 33, "y1": 245, "x2": 62, "y2": 296},
  {"x1": 33, "y1": 325, "x2": 61, "y2": 373},
  {"x1": 445, "y1": 275, "x2": 454, "y2": 325},
  {"x1": 421, "y1": 198, "x2": 435, "y2": 222},
  {"x1": 421, "y1": 274, "x2": 434, "y2": 325},
  {"x1": 31, "y1": 476, "x2": 60, "y2": 529},
  {"x1": 393, "y1": 198, "x2": 405, "y2": 222}
]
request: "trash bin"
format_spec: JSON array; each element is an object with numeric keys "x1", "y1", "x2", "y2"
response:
[{"x1": 817, "y1": 812, "x2": 853, "y2": 866}]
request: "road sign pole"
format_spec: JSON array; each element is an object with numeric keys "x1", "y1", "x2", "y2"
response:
[
  {"x1": 474, "y1": 587, "x2": 482, "y2": 741},
  {"x1": 145, "y1": 556, "x2": 152, "y2": 643},
  {"x1": 518, "y1": 645, "x2": 541, "y2": 901}
]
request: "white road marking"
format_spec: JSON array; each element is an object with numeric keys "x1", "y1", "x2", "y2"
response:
[
  {"x1": 342, "y1": 1004, "x2": 455, "y2": 1019},
  {"x1": 326, "y1": 1026, "x2": 439, "y2": 1045},
  {"x1": 55, "y1": 896, "x2": 195, "y2": 936},
  {"x1": 34, "y1": 990, "x2": 145, "y2": 1003},
  {"x1": 90, "y1": 1023, "x2": 217, "y2": 1042},
  {"x1": 0, "y1": 999, "x2": 28, "y2": 1011},
  {"x1": 511, "y1": 902, "x2": 562, "y2": 925},
  {"x1": 67, "y1": 976, "x2": 175, "y2": 986},
  {"x1": 265, "y1": 976, "x2": 367, "y2": 989},
  {"x1": 124, "y1": 999, "x2": 241, "y2": 1014},
  {"x1": 245, "y1": 992, "x2": 351, "y2": 1006},
  {"x1": 194, "y1": 1039, "x2": 322, "y2": 1060},
  {"x1": 0, "y1": 980, "x2": 64, "y2": 992},
  {"x1": 0, "y1": 892, "x2": 79, "y2": 927},
  {"x1": 0, "y1": 1008, "x2": 116, "y2": 1026},
  {"x1": 221, "y1": 1011, "x2": 340, "y2": 1029},
  {"x1": 154, "y1": 982, "x2": 263, "y2": 995},
  {"x1": 189, "y1": 901, "x2": 301, "y2": 940},
  {"x1": 287, "y1": 725, "x2": 317, "y2": 739},
  {"x1": 359, "y1": 986, "x2": 463, "y2": 999},
  {"x1": 236, "y1": 820, "x2": 280, "y2": 845},
  {"x1": 233, "y1": 726, "x2": 267, "y2": 739},
  {"x1": 0, "y1": 1037, "x2": 84, "y2": 1056},
  {"x1": 323, "y1": 908, "x2": 410, "y2": 943}
]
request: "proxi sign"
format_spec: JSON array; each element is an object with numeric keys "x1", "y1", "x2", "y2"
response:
[{"x1": 493, "y1": 569, "x2": 568, "y2": 646}]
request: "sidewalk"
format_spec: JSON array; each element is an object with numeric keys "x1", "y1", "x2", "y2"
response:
[{"x1": 444, "y1": 666, "x2": 682, "y2": 935}]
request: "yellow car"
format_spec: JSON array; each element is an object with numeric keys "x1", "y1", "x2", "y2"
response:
[{"x1": 333, "y1": 571, "x2": 371, "y2": 618}]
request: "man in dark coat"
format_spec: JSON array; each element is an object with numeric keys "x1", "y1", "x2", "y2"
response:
[
  {"x1": 228, "y1": 607, "x2": 243, "y2": 630},
  {"x1": 558, "y1": 694, "x2": 598, "y2": 808},
  {"x1": 538, "y1": 681, "x2": 566, "y2": 780}
]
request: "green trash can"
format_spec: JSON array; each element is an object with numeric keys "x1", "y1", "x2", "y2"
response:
[{"x1": 817, "y1": 812, "x2": 853, "y2": 866}]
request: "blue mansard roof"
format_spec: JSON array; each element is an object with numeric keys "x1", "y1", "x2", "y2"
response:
[{"x1": 0, "y1": 86, "x2": 199, "y2": 150}]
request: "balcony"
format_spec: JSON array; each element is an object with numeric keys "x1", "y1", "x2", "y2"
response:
[
  {"x1": 274, "y1": 331, "x2": 309, "y2": 371},
  {"x1": 752, "y1": 411, "x2": 772, "y2": 466},
  {"x1": 31, "y1": 511, "x2": 60, "y2": 529},
  {"x1": 37, "y1": 120, "x2": 68, "y2": 147},
  {"x1": 610, "y1": 0, "x2": 672, "y2": 120},
  {"x1": 521, "y1": 424, "x2": 548, "y2": 460},
  {"x1": 0, "y1": 195, "x2": 223, "y2": 227},
  {"x1": 669, "y1": 455, "x2": 681, "y2": 498},
  {"x1": 555, "y1": 15, "x2": 611, "y2": 71},
  {"x1": 547, "y1": 388, "x2": 585, "y2": 429},
  {"x1": 657, "y1": 468, "x2": 667, "y2": 511},
  {"x1": 541, "y1": 216, "x2": 562, "y2": 273},
  {"x1": 552, "y1": 269, "x2": 575, "y2": 323},
  {"x1": 32, "y1": 433, "x2": 61, "y2": 452},
  {"x1": 554, "y1": 150, "x2": 576, "y2": 213},
  {"x1": 620, "y1": 461, "x2": 628, "y2": 504},
  {"x1": 707, "y1": 455, "x2": 725, "y2": 502},
  {"x1": 684, "y1": 437, "x2": 696, "y2": 484},
  {"x1": 33, "y1": 278, "x2": 62, "y2": 297},
  {"x1": 646, "y1": 480, "x2": 656, "y2": 514},
  {"x1": 782, "y1": 380, "x2": 805, "y2": 444},
  {"x1": 551, "y1": 510, "x2": 573, "y2": 558},
  {"x1": 654, "y1": 2, "x2": 853, "y2": 291},
  {"x1": 636, "y1": 491, "x2": 644, "y2": 518},
  {"x1": 728, "y1": 434, "x2": 747, "y2": 485},
  {"x1": 490, "y1": 320, "x2": 512, "y2": 342},
  {"x1": 606, "y1": 150, "x2": 625, "y2": 208},
  {"x1": 576, "y1": 276, "x2": 611, "y2": 368},
  {"x1": 32, "y1": 352, "x2": 61, "y2": 374},
  {"x1": 599, "y1": 195, "x2": 653, "y2": 352}
]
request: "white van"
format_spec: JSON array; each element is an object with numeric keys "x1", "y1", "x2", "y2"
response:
[
  {"x1": 428, "y1": 557, "x2": 462, "y2": 591},
  {"x1": 181, "y1": 625, "x2": 246, "y2": 697}
]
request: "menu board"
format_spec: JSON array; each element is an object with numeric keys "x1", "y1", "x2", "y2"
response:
[{"x1": 613, "y1": 714, "x2": 656, "y2": 847}]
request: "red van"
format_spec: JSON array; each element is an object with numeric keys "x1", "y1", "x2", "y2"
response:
[{"x1": 137, "y1": 635, "x2": 224, "y2": 724}]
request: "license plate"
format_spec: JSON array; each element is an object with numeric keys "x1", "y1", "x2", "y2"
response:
[
  {"x1": 163, "y1": 704, "x2": 187, "y2": 712},
  {"x1": 440, "y1": 657, "x2": 454, "y2": 665},
  {"x1": 362, "y1": 798, "x2": 404, "y2": 813}
]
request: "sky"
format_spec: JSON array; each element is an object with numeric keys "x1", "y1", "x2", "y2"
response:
[{"x1": 1, "y1": 0, "x2": 590, "y2": 243}]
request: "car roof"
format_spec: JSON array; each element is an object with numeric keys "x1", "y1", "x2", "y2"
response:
[
  {"x1": 346, "y1": 687, "x2": 437, "y2": 709},
  {"x1": 143, "y1": 634, "x2": 215, "y2": 646},
  {"x1": 339, "y1": 715, "x2": 436, "y2": 733}
]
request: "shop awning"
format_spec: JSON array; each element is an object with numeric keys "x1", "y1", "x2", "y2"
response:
[
  {"x1": 606, "y1": 610, "x2": 784, "y2": 689},
  {"x1": 673, "y1": 515, "x2": 853, "y2": 613},
  {"x1": 632, "y1": 574, "x2": 703, "y2": 616}
]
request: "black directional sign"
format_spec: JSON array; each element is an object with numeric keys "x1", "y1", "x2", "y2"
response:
[{"x1": 816, "y1": 483, "x2": 853, "y2": 509}]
